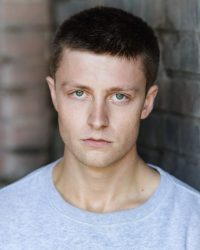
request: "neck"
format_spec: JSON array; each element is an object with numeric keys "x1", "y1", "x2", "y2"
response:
[{"x1": 53, "y1": 148, "x2": 160, "y2": 213}]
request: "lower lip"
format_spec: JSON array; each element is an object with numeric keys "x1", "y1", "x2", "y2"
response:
[{"x1": 82, "y1": 139, "x2": 111, "y2": 147}]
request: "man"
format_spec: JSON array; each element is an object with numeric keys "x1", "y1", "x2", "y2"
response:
[{"x1": 0, "y1": 6, "x2": 200, "y2": 250}]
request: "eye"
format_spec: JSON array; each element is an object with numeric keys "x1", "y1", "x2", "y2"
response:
[
  {"x1": 115, "y1": 93, "x2": 126, "y2": 100},
  {"x1": 75, "y1": 90, "x2": 84, "y2": 97},
  {"x1": 71, "y1": 90, "x2": 87, "y2": 99},
  {"x1": 111, "y1": 93, "x2": 129, "y2": 103}
]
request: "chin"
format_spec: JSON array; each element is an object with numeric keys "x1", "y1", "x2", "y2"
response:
[{"x1": 78, "y1": 151, "x2": 117, "y2": 169}]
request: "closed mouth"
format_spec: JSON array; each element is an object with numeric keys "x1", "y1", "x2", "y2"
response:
[
  {"x1": 82, "y1": 138, "x2": 111, "y2": 143},
  {"x1": 81, "y1": 138, "x2": 112, "y2": 147}
]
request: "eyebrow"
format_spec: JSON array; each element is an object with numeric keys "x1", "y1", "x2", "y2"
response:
[
  {"x1": 60, "y1": 81, "x2": 139, "y2": 92},
  {"x1": 108, "y1": 87, "x2": 138, "y2": 92}
]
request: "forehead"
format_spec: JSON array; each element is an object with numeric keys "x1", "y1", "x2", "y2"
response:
[{"x1": 56, "y1": 49, "x2": 146, "y2": 89}]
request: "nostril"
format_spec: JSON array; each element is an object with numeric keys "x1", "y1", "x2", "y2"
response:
[{"x1": 87, "y1": 106, "x2": 109, "y2": 129}]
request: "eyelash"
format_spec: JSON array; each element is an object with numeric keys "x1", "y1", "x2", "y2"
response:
[{"x1": 69, "y1": 89, "x2": 85, "y2": 100}]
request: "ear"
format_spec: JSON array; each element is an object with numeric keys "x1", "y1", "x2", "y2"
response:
[
  {"x1": 141, "y1": 85, "x2": 158, "y2": 119},
  {"x1": 46, "y1": 76, "x2": 58, "y2": 111}
]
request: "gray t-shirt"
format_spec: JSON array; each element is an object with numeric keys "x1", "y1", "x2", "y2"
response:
[{"x1": 0, "y1": 160, "x2": 200, "y2": 250}]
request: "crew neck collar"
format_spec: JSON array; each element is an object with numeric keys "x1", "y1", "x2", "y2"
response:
[{"x1": 45, "y1": 159, "x2": 172, "y2": 226}]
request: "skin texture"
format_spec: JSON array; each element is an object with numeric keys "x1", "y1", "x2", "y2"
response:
[{"x1": 46, "y1": 49, "x2": 160, "y2": 212}]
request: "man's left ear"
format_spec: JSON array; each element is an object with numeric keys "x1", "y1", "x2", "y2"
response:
[{"x1": 141, "y1": 85, "x2": 158, "y2": 119}]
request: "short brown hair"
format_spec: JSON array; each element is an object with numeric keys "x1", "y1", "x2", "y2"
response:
[{"x1": 49, "y1": 6, "x2": 160, "y2": 90}]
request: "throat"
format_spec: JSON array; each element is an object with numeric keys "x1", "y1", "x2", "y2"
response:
[{"x1": 52, "y1": 159, "x2": 161, "y2": 213}]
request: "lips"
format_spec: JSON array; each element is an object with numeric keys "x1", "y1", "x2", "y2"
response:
[{"x1": 81, "y1": 138, "x2": 112, "y2": 147}]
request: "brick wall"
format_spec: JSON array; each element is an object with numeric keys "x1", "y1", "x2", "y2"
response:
[
  {"x1": 134, "y1": 0, "x2": 200, "y2": 190},
  {"x1": 53, "y1": 0, "x2": 200, "y2": 190},
  {"x1": 0, "y1": 0, "x2": 53, "y2": 186}
]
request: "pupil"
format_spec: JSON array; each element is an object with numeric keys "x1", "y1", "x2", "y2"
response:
[
  {"x1": 116, "y1": 93, "x2": 124, "y2": 100},
  {"x1": 76, "y1": 90, "x2": 83, "y2": 96}
]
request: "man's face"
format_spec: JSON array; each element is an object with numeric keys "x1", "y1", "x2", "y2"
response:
[{"x1": 47, "y1": 49, "x2": 157, "y2": 168}]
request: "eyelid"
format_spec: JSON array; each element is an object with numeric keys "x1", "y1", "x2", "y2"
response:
[
  {"x1": 70, "y1": 89, "x2": 85, "y2": 97},
  {"x1": 113, "y1": 92, "x2": 129, "y2": 98},
  {"x1": 70, "y1": 89, "x2": 93, "y2": 101}
]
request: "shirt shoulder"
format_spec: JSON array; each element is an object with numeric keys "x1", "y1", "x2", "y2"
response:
[
  {"x1": 0, "y1": 161, "x2": 55, "y2": 213},
  {"x1": 157, "y1": 166, "x2": 200, "y2": 216},
  {"x1": 171, "y1": 174, "x2": 200, "y2": 211}
]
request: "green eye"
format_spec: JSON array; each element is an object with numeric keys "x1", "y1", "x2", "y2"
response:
[
  {"x1": 75, "y1": 90, "x2": 84, "y2": 97},
  {"x1": 115, "y1": 93, "x2": 125, "y2": 100}
]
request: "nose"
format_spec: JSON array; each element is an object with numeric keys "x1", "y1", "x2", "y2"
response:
[{"x1": 87, "y1": 100, "x2": 109, "y2": 130}]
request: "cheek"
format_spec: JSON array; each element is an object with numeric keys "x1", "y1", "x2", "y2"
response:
[
  {"x1": 57, "y1": 111, "x2": 81, "y2": 146},
  {"x1": 119, "y1": 116, "x2": 140, "y2": 136},
  {"x1": 112, "y1": 102, "x2": 143, "y2": 126},
  {"x1": 111, "y1": 104, "x2": 143, "y2": 141},
  {"x1": 57, "y1": 100, "x2": 88, "y2": 132}
]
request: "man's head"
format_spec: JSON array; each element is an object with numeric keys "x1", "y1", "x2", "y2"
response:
[
  {"x1": 47, "y1": 6, "x2": 159, "y2": 169},
  {"x1": 49, "y1": 6, "x2": 159, "y2": 91}
]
